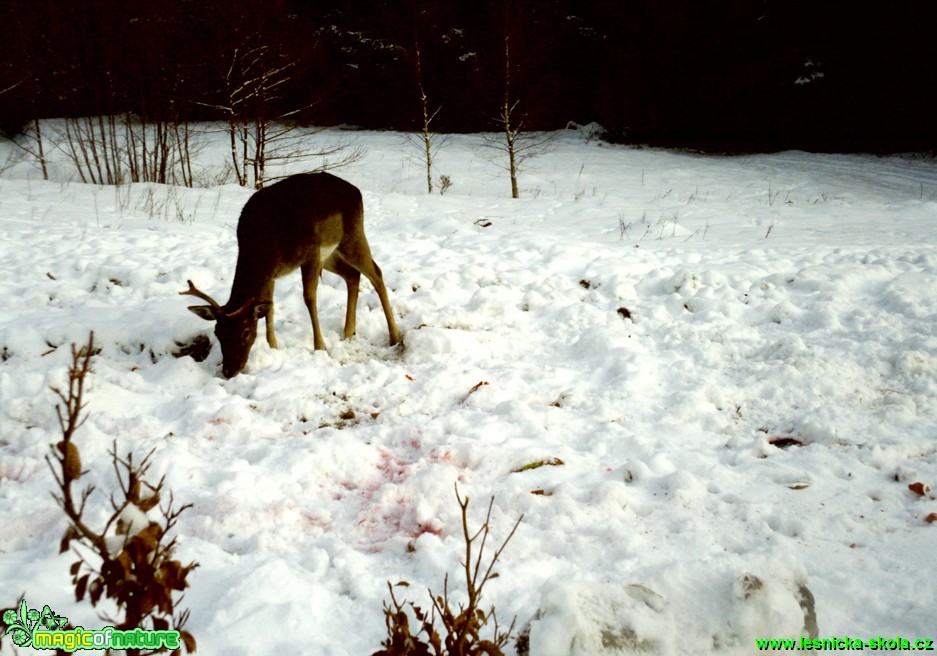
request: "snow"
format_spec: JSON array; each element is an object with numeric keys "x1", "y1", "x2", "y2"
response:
[{"x1": 1, "y1": 126, "x2": 936, "y2": 654}]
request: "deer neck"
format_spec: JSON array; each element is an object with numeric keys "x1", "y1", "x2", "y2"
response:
[{"x1": 226, "y1": 256, "x2": 276, "y2": 312}]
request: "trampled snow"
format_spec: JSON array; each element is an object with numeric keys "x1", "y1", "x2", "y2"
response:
[{"x1": 1, "y1": 128, "x2": 935, "y2": 654}]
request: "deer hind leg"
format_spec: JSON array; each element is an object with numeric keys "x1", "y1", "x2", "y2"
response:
[
  {"x1": 301, "y1": 261, "x2": 328, "y2": 350},
  {"x1": 337, "y1": 248, "x2": 401, "y2": 347},
  {"x1": 325, "y1": 256, "x2": 361, "y2": 340},
  {"x1": 365, "y1": 258, "x2": 401, "y2": 346}
]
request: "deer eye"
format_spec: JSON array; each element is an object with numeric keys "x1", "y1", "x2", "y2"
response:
[{"x1": 242, "y1": 328, "x2": 252, "y2": 341}]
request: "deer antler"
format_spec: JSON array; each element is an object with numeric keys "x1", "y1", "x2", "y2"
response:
[{"x1": 179, "y1": 279, "x2": 223, "y2": 313}]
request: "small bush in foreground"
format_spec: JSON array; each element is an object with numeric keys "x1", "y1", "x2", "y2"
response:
[
  {"x1": 46, "y1": 333, "x2": 197, "y2": 655},
  {"x1": 373, "y1": 486, "x2": 522, "y2": 656}
]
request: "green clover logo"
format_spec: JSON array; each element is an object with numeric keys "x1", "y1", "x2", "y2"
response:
[
  {"x1": 3, "y1": 600, "x2": 68, "y2": 647},
  {"x1": 3, "y1": 600, "x2": 36, "y2": 647}
]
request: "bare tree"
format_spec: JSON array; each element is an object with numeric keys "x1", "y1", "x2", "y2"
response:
[
  {"x1": 404, "y1": 6, "x2": 453, "y2": 195},
  {"x1": 56, "y1": 115, "x2": 124, "y2": 185},
  {"x1": 3, "y1": 116, "x2": 49, "y2": 180},
  {"x1": 484, "y1": 0, "x2": 551, "y2": 199},
  {"x1": 412, "y1": 29, "x2": 440, "y2": 194},
  {"x1": 23, "y1": 119, "x2": 49, "y2": 180},
  {"x1": 211, "y1": 43, "x2": 364, "y2": 190},
  {"x1": 123, "y1": 115, "x2": 201, "y2": 186},
  {"x1": 52, "y1": 114, "x2": 198, "y2": 187},
  {"x1": 220, "y1": 44, "x2": 294, "y2": 188}
]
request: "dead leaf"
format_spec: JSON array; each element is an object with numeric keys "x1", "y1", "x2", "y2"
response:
[
  {"x1": 908, "y1": 482, "x2": 931, "y2": 496},
  {"x1": 769, "y1": 436, "x2": 805, "y2": 449}
]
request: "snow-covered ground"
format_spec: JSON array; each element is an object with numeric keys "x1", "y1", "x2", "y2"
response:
[{"x1": 1, "y1": 127, "x2": 936, "y2": 654}]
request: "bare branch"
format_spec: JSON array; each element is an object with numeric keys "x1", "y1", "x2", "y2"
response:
[
  {"x1": 44, "y1": 332, "x2": 198, "y2": 654},
  {"x1": 374, "y1": 485, "x2": 521, "y2": 654}
]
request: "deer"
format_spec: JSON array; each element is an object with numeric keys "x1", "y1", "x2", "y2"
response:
[{"x1": 181, "y1": 172, "x2": 401, "y2": 378}]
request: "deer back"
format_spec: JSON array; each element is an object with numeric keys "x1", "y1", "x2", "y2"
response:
[{"x1": 227, "y1": 172, "x2": 363, "y2": 308}]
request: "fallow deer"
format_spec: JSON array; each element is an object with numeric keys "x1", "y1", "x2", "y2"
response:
[{"x1": 181, "y1": 172, "x2": 401, "y2": 377}]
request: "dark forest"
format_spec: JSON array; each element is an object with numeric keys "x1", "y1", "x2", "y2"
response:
[{"x1": 1, "y1": 0, "x2": 935, "y2": 152}]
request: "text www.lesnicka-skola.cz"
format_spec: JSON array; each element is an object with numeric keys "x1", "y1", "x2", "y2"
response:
[{"x1": 755, "y1": 636, "x2": 934, "y2": 651}]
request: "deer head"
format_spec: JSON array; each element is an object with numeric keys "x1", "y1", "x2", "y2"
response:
[{"x1": 181, "y1": 280, "x2": 270, "y2": 378}]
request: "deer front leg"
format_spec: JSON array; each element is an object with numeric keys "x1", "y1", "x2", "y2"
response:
[
  {"x1": 301, "y1": 262, "x2": 327, "y2": 350},
  {"x1": 264, "y1": 303, "x2": 278, "y2": 348}
]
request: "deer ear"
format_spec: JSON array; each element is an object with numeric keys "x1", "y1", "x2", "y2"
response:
[
  {"x1": 188, "y1": 305, "x2": 219, "y2": 321},
  {"x1": 253, "y1": 302, "x2": 272, "y2": 319}
]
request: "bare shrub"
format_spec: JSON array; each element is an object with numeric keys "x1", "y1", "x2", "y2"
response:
[
  {"x1": 46, "y1": 333, "x2": 197, "y2": 655},
  {"x1": 52, "y1": 115, "x2": 200, "y2": 187},
  {"x1": 373, "y1": 486, "x2": 522, "y2": 656}
]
